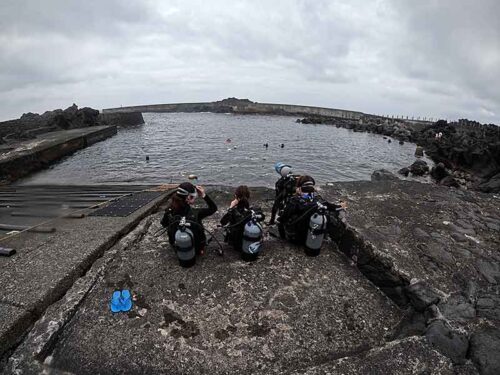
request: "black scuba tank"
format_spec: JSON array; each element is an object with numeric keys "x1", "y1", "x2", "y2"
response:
[{"x1": 174, "y1": 217, "x2": 196, "y2": 267}]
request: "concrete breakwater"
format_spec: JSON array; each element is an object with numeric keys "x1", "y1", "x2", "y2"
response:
[
  {"x1": 0, "y1": 104, "x2": 144, "y2": 184},
  {"x1": 99, "y1": 111, "x2": 145, "y2": 127},
  {"x1": 102, "y1": 97, "x2": 363, "y2": 119},
  {"x1": 0, "y1": 126, "x2": 117, "y2": 183}
]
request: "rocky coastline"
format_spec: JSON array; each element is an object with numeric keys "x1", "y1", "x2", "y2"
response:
[
  {"x1": 299, "y1": 116, "x2": 500, "y2": 193},
  {"x1": 0, "y1": 104, "x2": 144, "y2": 148}
]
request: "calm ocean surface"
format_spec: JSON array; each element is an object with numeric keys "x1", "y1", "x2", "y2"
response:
[{"x1": 19, "y1": 113, "x2": 428, "y2": 187}]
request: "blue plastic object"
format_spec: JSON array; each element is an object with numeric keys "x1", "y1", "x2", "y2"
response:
[
  {"x1": 110, "y1": 289, "x2": 133, "y2": 313},
  {"x1": 110, "y1": 291, "x2": 122, "y2": 313},
  {"x1": 120, "y1": 289, "x2": 133, "y2": 312}
]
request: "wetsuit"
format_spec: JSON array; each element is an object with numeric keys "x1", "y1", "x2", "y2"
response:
[
  {"x1": 269, "y1": 174, "x2": 298, "y2": 225},
  {"x1": 279, "y1": 194, "x2": 343, "y2": 245},
  {"x1": 161, "y1": 195, "x2": 217, "y2": 254},
  {"x1": 220, "y1": 206, "x2": 265, "y2": 251}
]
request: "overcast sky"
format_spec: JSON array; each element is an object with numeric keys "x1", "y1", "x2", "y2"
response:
[{"x1": 1, "y1": 0, "x2": 499, "y2": 123}]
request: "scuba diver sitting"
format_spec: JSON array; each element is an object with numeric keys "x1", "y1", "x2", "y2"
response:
[
  {"x1": 160, "y1": 182, "x2": 217, "y2": 267},
  {"x1": 269, "y1": 162, "x2": 300, "y2": 225},
  {"x1": 278, "y1": 175, "x2": 347, "y2": 256},
  {"x1": 220, "y1": 185, "x2": 265, "y2": 261}
]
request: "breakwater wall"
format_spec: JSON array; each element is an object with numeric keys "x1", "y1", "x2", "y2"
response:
[
  {"x1": 0, "y1": 126, "x2": 117, "y2": 183},
  {"x1": 102, "y1": 100, "x2": 364, "y2": 119},
  {"x1": 99, "y1": 112, "x2": 144, "y2": 127}
]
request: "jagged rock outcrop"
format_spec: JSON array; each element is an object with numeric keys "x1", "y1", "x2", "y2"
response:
[
  {"x1": 0, "y1": 104, "x2": 103, "y2": 143},
  {"x1": 299, "y1": 115, "x2": 500, "y2": 192}
]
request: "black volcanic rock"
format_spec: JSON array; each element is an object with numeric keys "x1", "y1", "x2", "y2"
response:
[
  {"x1": 398, "y1": 167, "x2": 410, "y2": 177},
  {"x1": 478, "y1": 172, "x2": 500, "y2": 193},
  {"x1": 0, "y1": 104, "x2": 102, "y2": 142},
  {"x1": 405, "y1": 281, "x2": 441, "y2": 311},
  {"x1": 440, "y1": 175, "x2": 460, "y2": 188},
  {"x1": 425, "y1": 320, "x2": 469, "y2": 364},
  {"x1": 469, "y1": 327, "x2": 500, "y2": 375},
  {"x1": 430, "y1": 162, "x2": 449, "y2": 181},
  {"x1": 410, "y1": 159, "x2": 429, "y2": 176},
  {"x1": 371, "y1": 169, "x2": 398, "y2": 181}
]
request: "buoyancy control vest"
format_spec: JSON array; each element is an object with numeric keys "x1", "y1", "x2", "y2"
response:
[{"x1": 270, "y1": 174, "x2": 300, "y2": 224}]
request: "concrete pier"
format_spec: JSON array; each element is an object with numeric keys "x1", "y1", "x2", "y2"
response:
[{"x1": 0, "y1": 126, "x2": 117, "y2": 183}]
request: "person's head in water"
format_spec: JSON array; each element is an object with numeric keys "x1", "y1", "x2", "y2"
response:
[
  {"x1": 168, "y1": 182, "x2": 197, "y2": 212},
  {"x1": 233, "y1": 185, "x2": 250, "y2": 209},
  {"x1": 296, "y1": 175, "x2": 316, "y2": 196}
]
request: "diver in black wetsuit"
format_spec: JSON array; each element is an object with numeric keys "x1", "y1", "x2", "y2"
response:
[
  {"x1": 160, "y1": 182, "x2": 217, "y2": 258},
  {"x1": 279, "y1": 175, "x2": 347, "y2": 255},
  {"x1": 220, "y1": 186, "x2": 265, "y2": 259},
  {"x1": 269, "y1": 162, "x2": 299, "y2": 225}
]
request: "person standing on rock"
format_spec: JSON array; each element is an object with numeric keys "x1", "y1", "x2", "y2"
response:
[{"x1": 161, "y1": 182, "x2": 217, "y2": 265}]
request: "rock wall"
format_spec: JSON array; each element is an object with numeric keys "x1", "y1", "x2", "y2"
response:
[
  {"x1": 98, "y1": 112, "x2": 144, "y2": 127},
  {"x1": 0, "y1": 104, "x2": 101, "y2": 144}
]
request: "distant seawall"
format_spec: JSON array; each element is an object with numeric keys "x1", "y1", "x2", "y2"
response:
[{"x1": 102, "y1": 101, "x2": 364, "y2": 120}]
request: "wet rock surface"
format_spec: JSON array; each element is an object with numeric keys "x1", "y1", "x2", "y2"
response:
[
  {"x1": 45, "y1": 188, "x2": 402, "y2": 374},
  {"x1": 5, "y1": 181, "x2": 499, "y2": 374}
]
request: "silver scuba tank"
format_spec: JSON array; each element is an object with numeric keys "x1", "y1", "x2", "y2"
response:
[
  {"x1": 174, "y1": 217, "x2": 195, "y2": 266},
  {"x1": 305, "y1": 205, "x2": 327, "y2": 255},
  {"x1": 242, "y1": 215, "x2": 263, "y2": 260}
]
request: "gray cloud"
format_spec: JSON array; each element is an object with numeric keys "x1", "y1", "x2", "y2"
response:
[{"x1": 0, "y1": 0, "x2": 498, "y2": 123}]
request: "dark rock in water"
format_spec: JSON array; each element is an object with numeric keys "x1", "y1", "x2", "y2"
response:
[
  {"x1": 478, "y1": 172, "x2": 500, "y2": 193},
  {"x1": 398, "y1": 167, "x2": 410, "y2": 177},
  {"x1": 410, "y1": 159, "x2": 429, "y2": 176},
  {"x1": 425, "y1": 320, "x2": 469, "y2": 364},
  {"x1": 388, "y1": 139, "x2": 392, "y2": 143},
  {"x1": 469, "y1": 327, "x2": 500, "y2": 375},
  {"x1": 415, "y1": 146, "x2": 424, "y2": 157},
  {"x1": 371, "y1": 169, "x2": 398, "y2": 181},
  {"x1": 440, "y1": 175, "x2": 460, "y2": 188},
  {"x1": 405, "y1": 280, "x2": 441, "y2": 311},
  {"x1": 430, "y1": 162, "x2": 449, "y2": 181}
]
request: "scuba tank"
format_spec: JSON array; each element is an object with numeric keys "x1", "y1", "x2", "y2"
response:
[
  {"x1": 174, "y1": 217, "x2": 196, "y2": 267},
  {"x1": 241, "y1": 211, "x2": 264, "y2": 262},
  {"x1": 305, "y1": 202, "x2": 328, "y2": 257}
]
